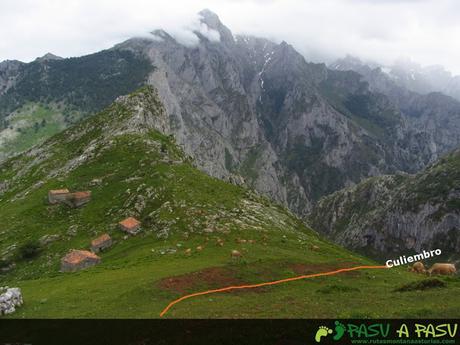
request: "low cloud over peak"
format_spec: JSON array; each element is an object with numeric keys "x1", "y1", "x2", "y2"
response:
[{"x1": 1, "y1": 0, "x2": 459, "y2": 75}]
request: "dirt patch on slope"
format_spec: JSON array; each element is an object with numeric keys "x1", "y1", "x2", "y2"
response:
[
  {"x1": 158, "y1": 261, "x2": 365, "y2": 295},
  {"x1": 158, "y1": 267, "x2": 244, "y2": 294}
]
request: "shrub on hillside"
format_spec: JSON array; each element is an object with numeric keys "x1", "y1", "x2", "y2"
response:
[
  {"x1": 394, "y1": 278, "x2": 446, "y2": 292},
  {"x1": 17, "y1": 241, "x2": 42, "y2": 260}
]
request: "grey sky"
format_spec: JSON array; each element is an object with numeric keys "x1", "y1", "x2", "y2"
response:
[{"x1": 1, "y1": 0, "x2": 459, "y2": 74}]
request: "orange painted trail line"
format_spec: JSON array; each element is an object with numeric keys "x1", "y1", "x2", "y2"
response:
[{"x1": 159, "y1": 265, "x2": 388, "y2": 317}]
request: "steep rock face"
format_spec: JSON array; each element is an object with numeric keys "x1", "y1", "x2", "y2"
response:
[
  {"x1": 0, "y1": 60, "x2": 23, "y2": 96},
  {"x1": 399, "y1": 92, "x2": 460, "y2": 159},
  {"x1": 116, "y1": 29, "x2": 296, "y2": 210},
  {"x1": 309, "y1": 149, "x2": 460, "y2": 259}
]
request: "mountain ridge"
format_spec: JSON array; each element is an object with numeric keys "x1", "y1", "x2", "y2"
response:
[
  {"x1": 331, "y1": 55, "x2": 460, "y2": 102},
  {"x1": 309, "y1": 148, "x2": 460, "y2": 259}
]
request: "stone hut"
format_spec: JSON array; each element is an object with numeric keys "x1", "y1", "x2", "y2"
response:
[
  {"x1": 48, "y1": 189, "x2": 91, "y2": 208},
  {"x1": 48, "y1": 189, "x2": 70, "y2": 204},
  {"x1": 61, "y1": 250, "x2": 101, "y2": 272},
  {"x1": 91, "y1": 234, "x2": 112, "y2": 253},
  {"x1": 64, "y1": 191, "x2": 92, "y2": 208},
  {"x1": 119, "y1": 217, "x2": 141, "y2": 235}
]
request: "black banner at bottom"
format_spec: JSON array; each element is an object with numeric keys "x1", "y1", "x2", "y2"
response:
[{"x1": 0, "y1": 319, "x2": 458, "y2": 345}]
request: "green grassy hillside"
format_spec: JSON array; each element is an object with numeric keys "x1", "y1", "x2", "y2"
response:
[
  {"x1": 1, "y1": 87, "x2": 459, "y2": 318},
  {"x1": 0, "y1": 102, "x2": 84, "y2": 160}
]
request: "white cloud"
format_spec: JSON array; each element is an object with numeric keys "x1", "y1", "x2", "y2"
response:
[
  {"x1": 0, "y1": 0, "x2": 459, "y2": 74},
  {"x1": 194, "y1": 22, "x2": 221, "y2": 43}
]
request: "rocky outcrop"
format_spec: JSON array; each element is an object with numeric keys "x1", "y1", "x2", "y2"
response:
[
  {"x1": 309, "y1": 149, "x2": 460, "y2": 258},
  {"x1": 0, "y1": 287, "x2": 23, "y2": 316}
]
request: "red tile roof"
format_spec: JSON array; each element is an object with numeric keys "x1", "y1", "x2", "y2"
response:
[
  {"x1": 73, "y1": 191, "x2": 91, "y2": 199},
  {"x1": 63, "y1": 250, "x2": 100, "y2": 265},
  {"x1": 91, "y1": 234, "x2": 111, "y2": 247},
  {"x1": 119, "y1": 217, "x2": 140, "y2": 229}
]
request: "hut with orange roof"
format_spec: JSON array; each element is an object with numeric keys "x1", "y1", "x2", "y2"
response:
[
  {"x1": 91, "y1": 234, "x2": 112, "y2": 253},
  {"x1": 119, "y1": 217, "x2": 141, "y2": 235},
  {"x1": 60, "y1": 250, "x2": 101, "y2": 272}
]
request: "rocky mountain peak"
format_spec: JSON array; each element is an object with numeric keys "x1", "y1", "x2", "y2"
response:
[
  {"x1": 270, "y1": 40, "x2": 310, "y2": 73},
  {"x1": 198, "y1": 9, "x2": 221, "y2": 26},
  {"x1": 331, "y1": 55, "x2": 364, "y2": 70},
  {"x1": 0, "y1": 59, "x2": 23, "y2": 70},
  {"x1": 35, "y1": 53, "x2": 63, "y2": 62},
  {"x1": 150, "y1": 29, "x2": 176, "y2": 43},
  {"x1": 330, "y1": 55, "x2": 384, "y2": 73},
  {"x1": 197, "y1": 9, "x2": 234, "y2": 45}
]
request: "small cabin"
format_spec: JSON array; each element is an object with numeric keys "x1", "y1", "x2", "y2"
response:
[
  {"x1": 48, "y1": 189, "x2": 70, "y2": 204},
  {"x1": 91, "y1": 234, "x2": 112, "y2": 253},
  {"x1": 119, "y1": 217, "x2": 141, "y2": 235},
  {"x1": 48, "y1": 189, "x2": 91, "y2": 208},
  {"x1": 60, "y1": 250, "x2": 101, "y2": 272},
  {"x1": 65, "y1": 191, "x2": 92, "y2": 208}
]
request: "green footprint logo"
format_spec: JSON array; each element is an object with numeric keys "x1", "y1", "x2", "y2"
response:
[
  {"x1": 315, "y1": 326, "x2": 333, "y2": 343},
  {"x1": 333, "y1": 321, "x2": 346, "y2": 341}
]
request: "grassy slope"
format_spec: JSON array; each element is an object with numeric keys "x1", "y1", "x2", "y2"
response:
[
  {"x1": 0, "y1": 102, "x2": 84, "y2": 159},
  {"x1": 1, "y1": 87, "x2": 459, "y2": 318}
]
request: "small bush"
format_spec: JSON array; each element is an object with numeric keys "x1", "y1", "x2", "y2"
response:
[
  {"x1": 0, "y1": 258, "x2": 12, "y2": 269},
  {"x1": 17, "y1": 240, "x2": 42, "y2": 260},
  {"x1": 394, "y1": 279, "x2": 446, "y2": 292}
]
